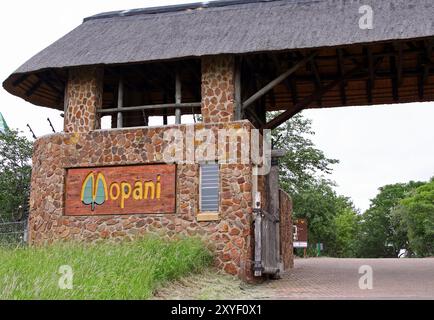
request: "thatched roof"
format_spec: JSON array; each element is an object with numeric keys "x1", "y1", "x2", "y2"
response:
[{"x1": 4, "y1": 0, "x2": 434, "y2": 109}]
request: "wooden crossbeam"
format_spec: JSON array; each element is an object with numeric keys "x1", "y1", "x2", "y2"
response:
[
  {"x1": 12, "y1": 74, "x2": 29, "y2": 87},
  {"x1": 38, "y1": 73, "x2": 63, "y2": 95},
  {"x1": 25, "y1": 79, "x2": 43, "y2": 97},
  {"x1": 98, "y1": 102, "x2": 201, "y2": 114},
  {"x1": 242, "y1": 52, "x2": 316, "y2": 110},
  {"x1": 272, "y1": 54, "x2": 299, "y2": 108},
  {"x1": 310, "y1": 58, "x2": 323, "y2": 106},
  {"x1": 245, "y1": 106, "x2": 265, "y2": 127},
  {"x1": 263, "y1": 64, "x2": 363, "y2": 130},
  {"x1": 337, "y1": 49, "x2": 347, "y2": 106},
  {"x1": 175, "y1": 71, "x2": 182, "y2": 124}
]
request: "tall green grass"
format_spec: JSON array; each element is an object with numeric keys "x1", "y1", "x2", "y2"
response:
[{"x1": 0, "y1": 237, "x2": 212, "y2": 300}]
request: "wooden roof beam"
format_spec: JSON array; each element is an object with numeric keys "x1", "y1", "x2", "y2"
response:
[
  {"x1": 25, "y1": 78, "x2": 43, "y2": 97},
  {"x1": 242, "y1": 52, "x2": 316, "y2": 110},
  {"x1": 417, "y1": 53, "x2": 424, "y2": 99},
  {"x1": 416, "y1": 40, "x2": 433, "y2": 100},
  {"x1": 366, "y1": 47, "x2": 374, "y2": 103},
  {"x1": 309, "y1": 56, "x2": 323, "y2": 107},
  {"x1": 337, "y1": 48, "x2": 347, "y2": 106},
  {"x1": 12, "y1": 74, "x2": 29, "y2": 87},
  {"x1": 342, "y1": 48, "x2": 363, "y2": 69},
  {"x1": 395, "y1": 42, "x2": 403, "y2": 87},
  {"x1": 272, "y1": 52, "x2": 299, "y2": 107},
  {"x1": 263, "y1": 64, "x2": 365, "y2": 130},
  {"x1": 422, "y1": 40, "x2": 434, "y2": 88},
  {"x1": 38, "y1": 73, "x2": 64, "y2": 96}
]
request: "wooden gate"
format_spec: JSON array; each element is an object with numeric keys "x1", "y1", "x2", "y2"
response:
[{"x1": 254, "y1": 150, "x2": 293, "y2": 277}]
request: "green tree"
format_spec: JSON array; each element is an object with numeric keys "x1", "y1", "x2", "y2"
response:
[
  {"x1": 358, "y1": 181, "x2": 425, "y2": 258},
  {"x1": 397, "y1": 179, "x2": 434, "y2": 257},
  {"x1": 0, "y1": 130, "x2": 33, "y2": 222},
  {"x1": 271, "y1": 113, "x2": 359, "y2": 257},
  {"x1": 333, "y1": 207, "x2": 361, "y2": 257},
  {"x1": 271, "y1": 113, "x2": 338, "y2": 194},
  {"x1": 292, "y1": 179, "x2": 358, "y2": 256}
]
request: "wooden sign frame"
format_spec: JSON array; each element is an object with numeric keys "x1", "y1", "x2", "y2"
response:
[{"x1": 64, "y1": 164, "x2": 176, "y2": 216}]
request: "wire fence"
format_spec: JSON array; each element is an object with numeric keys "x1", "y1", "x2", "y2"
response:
[{"x1": 0, "y1": 220, "x2": 28, "y2": 246}]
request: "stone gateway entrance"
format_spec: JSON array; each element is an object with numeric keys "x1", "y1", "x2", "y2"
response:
[
  {"x1": 30, "y1": 121, "x2": 270, "y2": 280},
  {"x1": 4, "y1": 0, "x2": 434, "y2": 281}
]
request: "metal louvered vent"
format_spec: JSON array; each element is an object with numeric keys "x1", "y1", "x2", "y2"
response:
[{"x1": 200, "y1": 164, "x2": 219, "y2": 212}]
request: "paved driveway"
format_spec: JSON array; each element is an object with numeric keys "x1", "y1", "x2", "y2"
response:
[
  {"x1": 154, "y1": 258, "x2": 434, "y2": 300},
  {"x1": 260, "y1": 258, "x2": 434, "y2": 299}
]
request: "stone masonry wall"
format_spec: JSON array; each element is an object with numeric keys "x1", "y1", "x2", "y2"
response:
[
  {"x1": 29, "y1": 121, "x2": 255, "y2": 280},
  {"x1": 64, "y1": 67, "x2": 103, "y2": 133},
  {"x1": 201, "y1": 55, "x2": 235, "y2": 124}
]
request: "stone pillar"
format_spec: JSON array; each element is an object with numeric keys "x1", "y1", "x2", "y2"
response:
[
  {"x1": 64, "y1": 66, "x2": 104, "y2": 133},
  {"x1": 201, "y1": 55, "x2": 235, "y2": 124}
]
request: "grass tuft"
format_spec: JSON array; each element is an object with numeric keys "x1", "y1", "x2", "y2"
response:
[{"x1": 0, "y1": 237, "x2": 212, "y2": 300}]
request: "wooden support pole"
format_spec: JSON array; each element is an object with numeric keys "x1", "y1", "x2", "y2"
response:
[
  {"x1": 396, "y1": 42, "x2": 403, "y2": 87},
  {"x1": 289, "y1": 77, "x2": 299, "y2": 105},
  {"x1": 163, "y1": 94, "x2": 168, "y2": 125},
  {"x1": 163, "y1": 111, "x2": 168, "y2": 125},
  {"x1": 142, "y1": 110, "x2": 149, "y2": 127},
  {"x1": 368, "y1": 47, "x2": 375, "y2": 89},
  {"x1": 242, "y1": 52, "x2": 316, "y2": 110},
  {"x1": 390, "y1": 54, "x2": 399, "y2": 102},
  {"x1": 63, "y1": 79, "x2": 69, "y2": 119},
  {"x1": 365, "y1": 47, "x2": 374, "y2": 104},
  {"x1": 310, "y1": 58, "x2": 323, "y2": 106},
  {"x1": 265, "y1": 154, "x2": 282, "y2": 277},
  {"x1": 175, "y1": 71, "x2": 181, "y2": 124},
  {"x1": 388, "y1": 44, "x2": 399, "y2": 102},
  {"x1": 337, "y1": 49, "x2": 347, "y2": 106},
  {"x1": 117, "y1": 77, "x2": 124, "y2": 128},
  {"x1": 420, "y1": 40, "x2": 433, "y2": 99},
  {"x1": 418, "y1": 53, "x2": 424, "y2": 99}
]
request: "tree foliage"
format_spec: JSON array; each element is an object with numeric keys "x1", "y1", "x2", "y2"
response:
[
  {"x1": 396, "y1": 179, "x2": 434, "y2": 257},
  {"x1": 271, "y1": 113, "x2": 338, "y2": 194},
  {"x1": 271, "y1": 112, "x2": 432, "y2": 258},
  {"x1": 271, "y1": 113, "x2": 357, "y2": 256},
  {"x1": 0, "y1": 130, "x2": 33, "y2": 222},
  {"x1": 358, "y1": 181, "x2": 425, "y2": 258},
  {"x1": 333, "y1": 208, "x2": 362, "y2": 257}
]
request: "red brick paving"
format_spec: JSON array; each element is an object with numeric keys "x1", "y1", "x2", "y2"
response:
[{"x1": 260, "y1": 258, "x2": 434, "y2": 299}]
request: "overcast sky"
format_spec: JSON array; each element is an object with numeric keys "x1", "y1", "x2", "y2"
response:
[{"x1": 1, "y1": 0, "x2": 433, "y2": 212}]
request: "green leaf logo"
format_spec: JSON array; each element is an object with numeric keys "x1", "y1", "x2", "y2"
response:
[{"x1": 81, "y1": 172, "x2": 108, "y2": 211}]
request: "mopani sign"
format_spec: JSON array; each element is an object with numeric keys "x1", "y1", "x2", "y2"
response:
[{"x1": 65, "y1": 164, "x2": 176, "y2": 216}]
